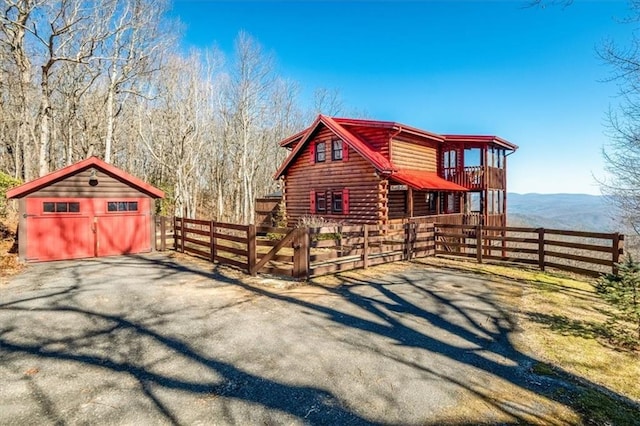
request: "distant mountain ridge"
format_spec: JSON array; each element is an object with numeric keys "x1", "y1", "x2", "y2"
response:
[{"x1": 506, "y1": 193, "x2": 622, "y2": 232}]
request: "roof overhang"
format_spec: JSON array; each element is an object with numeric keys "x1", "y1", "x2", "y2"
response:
[
  {"x1": 279, "y1": 128, "x2": 307, "y2": 147},
  {"x1": 7, "y1": 156, "x2": 165, "y2": 199},
  {"x1": 390, "y1": 170, "x2": 468, "y2": 192},
  {"x1": 443, "y1": 134, "x2": 518, "y2": 151}
]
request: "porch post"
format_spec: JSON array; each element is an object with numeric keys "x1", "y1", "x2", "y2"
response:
[{"x1": 408, "y1": 187, "x2": 414, "y2": 218}]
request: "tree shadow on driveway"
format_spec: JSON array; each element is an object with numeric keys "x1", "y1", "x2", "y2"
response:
[
  {"x1": 0, "y1": 255, "x2": 373, "y2": 425},
  {"x1": 0, "y1": 253, "x2": 638, "y2": 425}
]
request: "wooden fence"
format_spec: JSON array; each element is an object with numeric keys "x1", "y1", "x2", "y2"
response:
[
  {"x1": 308, "y1": 221, "x2": 435, "y2": 277},
  {"x1": 158, "y1": 217, "x2": 624, "y2": 279},
  {"x1": 171, "y1": 217, "x2": 310, "y2": 278},
  {"x1": 435, "y1": 224, "x2": 624, "y2": 277}
]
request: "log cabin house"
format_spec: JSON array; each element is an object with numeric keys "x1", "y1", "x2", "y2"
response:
[{"x1": 274, "y1": 115, "x2": 517, "y2": 227}]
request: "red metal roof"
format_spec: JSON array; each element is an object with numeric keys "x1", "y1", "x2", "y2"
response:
[
  {"x1": 443, "y1": 134, "x2": 518, "y2": 150},
  {"x1": 334, "y1": 117, "x2": 444, "y2": 142},
  {"x1": 274, "y1": 115, "x2": 518, "y2": 180},
  {"x1": 390, "y1": 170, "x2": 468, "y2": 192},
  {"x1": 279, "y1": 128, "x2": 307, "y2": 147},
  {"x1": 6, "y1": 156, "x2": 165, "y2": 199},
  {"x1": 274, "y1": 115, "x2": 394, "y2": 179}
]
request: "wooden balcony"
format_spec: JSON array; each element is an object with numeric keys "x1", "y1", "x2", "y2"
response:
[
  {"x1": 422, "y1": 213, "x2": 482, "y2": 226},
  {"x1": 443, "y1": 166, "x2": 505, "y2": 190}
]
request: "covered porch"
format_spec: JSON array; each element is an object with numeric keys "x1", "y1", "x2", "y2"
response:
[{"x1": 387, "y1": 170, "x2": 468, "y2": 220}]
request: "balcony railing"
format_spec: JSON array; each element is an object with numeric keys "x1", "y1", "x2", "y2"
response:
[{"x1": 443, "y1": 166, "x2": 506, "y2": 190}]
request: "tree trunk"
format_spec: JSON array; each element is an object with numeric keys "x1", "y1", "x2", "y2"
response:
[
  {"x1": 38, "y1": 64, "x2": 53, "y2": 176},
  {"x1": 104, "y1": 70, "x2": 117, "y2": 163}
]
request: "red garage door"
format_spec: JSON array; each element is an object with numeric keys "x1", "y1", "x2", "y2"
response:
[
  {"x1": 24, "y1": 198, "x2": 151, "y2": 261},
  {"x1": 96, "y1": 213, "x2": 150, "y2": 256},
  {"x1": 26, "y1": 214, "x2": 94, "y2": 261}
]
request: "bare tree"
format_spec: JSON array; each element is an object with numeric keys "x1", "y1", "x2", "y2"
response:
[
  {"x1": 99, "y1": 0, "x2": 172, "y2": 164},
  {"x1": 312, "y1": 87, "x2": 344, "y2": 117},
  {"x1": 138, "y1": 51, "x2": 218, "y2": 218},
  {"x1": 600, "y1": 4, "x2": 640, "y2": 234},
  {"x1": 0, "y1": 0, "x2": 43, "y2": 180}
]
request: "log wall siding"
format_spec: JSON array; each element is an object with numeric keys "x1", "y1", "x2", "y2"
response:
[
  {"x1": 413, "y1": 190, "x2": 437, "y2": 216},
  {"x1": 388, "y1": 189, "x2": 438, "y2": 219},
  {"x1": 25, "y1": 169, "x2": 143, "y2": 198},
  {"x1": 391, "y1": 138, "x2": 439, "y2": 171},
  {"x1": 388, "y1": 190, "x2": 407, "y2": 219},
  {"x1": 284, "y1": 127, "x2": 382, "y2": 225}
]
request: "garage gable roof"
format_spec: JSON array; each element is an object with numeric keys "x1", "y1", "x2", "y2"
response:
[{"x1": 6, "y1": 156, "x2": 165, "y2": 199}]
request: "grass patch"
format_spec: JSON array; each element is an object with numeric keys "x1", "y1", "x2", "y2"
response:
[
  {"x1": 531, "y1": 361, "x2": 556, "y2": 376},
  {"x1": 574, "y1": 388, "x2": 640, "y2": 426},
  {"x1": 416, "y1": 256, "x2": 640, "y2": 405}
]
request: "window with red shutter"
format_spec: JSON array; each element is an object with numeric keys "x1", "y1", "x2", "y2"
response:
[
  {"x1": 310, "y1": 190, "x2": 316, "y2": 213},
  {"x1": 309, "y1": 143, "x2": 315, "y2": 164}
]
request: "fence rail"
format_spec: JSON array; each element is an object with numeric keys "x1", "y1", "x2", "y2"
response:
[
  {"x1": 308, "y1": 221, "x2": 435, "y2": 277},
  {"x1": 435, "y1": 224, "x2": 624, "y2": 277},
  {"x1": 157, "y1": 217, "x2": 624, "y2": 279}
]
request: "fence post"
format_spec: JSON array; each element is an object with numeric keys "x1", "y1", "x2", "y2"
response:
[
  {"x1": 173, "y1": 216, "x2": 178, "y2": 251},
  {"x1": 305, "y1": 228, "x2": 311, "y2": 279},
  {"x1": 247, "y1": 224, "x2": 256, "y2": 276},
  {"x1": 180, "y1": 217, "x2": 185, "y2": 253},
  {"x1": 292, "y1": 228, "x2": 309, "y2": 279},
  {"x1": 209, "y1": 221, "x2": 216, "y2": 263},
  {"x1": 405, "y1": 222, "x2": 416, "y2": 261},
  {"x1": 475, "y1": 224, "x2": 482, "y2": 263},
  {"x1": 302, "y1": 228, "x2": 310, "y2": 279},
  {"x1": 612, "y1": 232, "x2": 622, "y2": 275},
  {"x1": 363, "y1": 224, "x2": 369, "y2": 269},
  {"x1": 160, "y1": 216, "x2": 167, "y2": 251},
  {"x1": 538, "y1": 228, "x2": 545, "y2": 271}
]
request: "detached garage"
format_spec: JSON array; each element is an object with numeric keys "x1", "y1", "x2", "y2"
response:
[{"x1": 6, "y1": 156, "x2": 164, "y2": 262}]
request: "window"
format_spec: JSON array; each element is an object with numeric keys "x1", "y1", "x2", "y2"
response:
[
  {"x1": 332, "y1": 192, "x2": 343, "y2": 213},
  {"x1": 315, "y1": 142, "x2": 326, "y2": 163},
  {"x1": 43, "y1": 201, "x2": 80, "y2": 213},
  {"x1": 107, "y1": 201, "x2": 138, "y2": 212},
  {"x1": 331, "y1": 139, "x2": 343, "y2": 161},
  {"x1": 446, "y1": 193, "x2": 456, "y2": 213},
  {"x1": 443, "y1": 149, "x2": 457, "y2": 169},
  {"x1": 426, "y1": 193, "x2": 437, "y2": 212},
  {"x1": 442, "y1": 149, "x2": 458, "y2": 180},
  {"x1": 315, "y1": 192, "x2": 326, "y2": 213}
]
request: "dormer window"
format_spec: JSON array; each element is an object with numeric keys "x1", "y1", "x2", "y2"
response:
[{"x1": 332, "y1": 139, "x2": 343, "y2": 161}]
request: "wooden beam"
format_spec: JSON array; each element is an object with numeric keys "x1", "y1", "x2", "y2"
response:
[
  {"x1": 363, "y1": 224, "x2": 369, "y2": 268},
  {"x1": 247, "y1": 224, "x2": 256, "y2": 275},
  {"x1": 408, "y1": 186, "x2": 414, "y2": 218},
  {"x1": 538, "y1": 228, "x2": 545, "y2": 271}
]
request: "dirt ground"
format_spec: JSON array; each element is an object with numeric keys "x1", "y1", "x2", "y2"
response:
[{"x1": 0, "y1": 253, "x2": 591, "y2": 425}]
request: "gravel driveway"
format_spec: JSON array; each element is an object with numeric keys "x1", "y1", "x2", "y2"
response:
[{"x1": 0, "y1": 254, "x2": 577, "y2": 425}]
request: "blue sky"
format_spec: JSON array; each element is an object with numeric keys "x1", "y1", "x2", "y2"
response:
[{"x1": 171, "y1": 0, "x2": 632, "y2": 195}]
